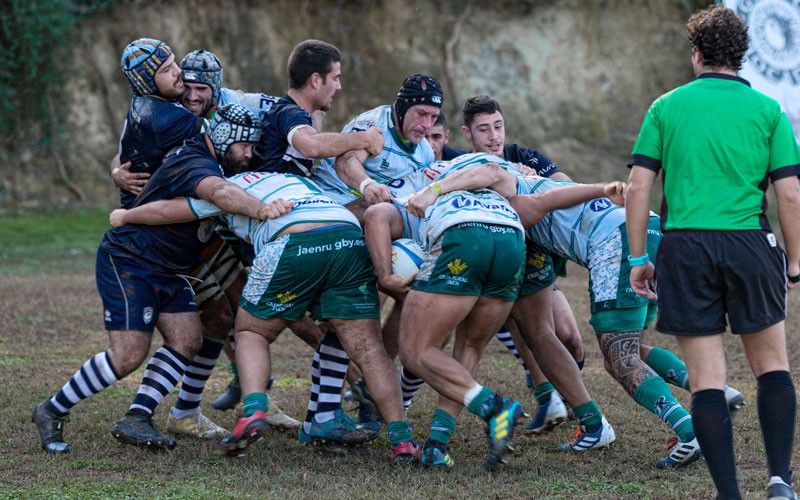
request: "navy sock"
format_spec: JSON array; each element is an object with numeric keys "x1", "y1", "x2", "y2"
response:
[
  {"x1": 757, "y1": 370, "x2": 796, "y2": 484},
  {"x1": 691, "y1": 389, "x2": 740, "y2": 499}
]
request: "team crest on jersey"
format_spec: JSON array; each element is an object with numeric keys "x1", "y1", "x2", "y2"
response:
[
  {"x1": 197, "y1": 219, "x2": 216, "y2": 243},
  {"x1": 143, "y1": 307, "x2": 154, "y2": 324},
  {"x1": 527, "y1": 252, "x2": 546, "y2": 269},
  {"x1": 447, "y1": 259, "x2": 468, "y2": 275}
]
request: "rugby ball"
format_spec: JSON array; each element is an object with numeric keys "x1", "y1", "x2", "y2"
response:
[{"x1": 391, "y1": 238, "x2": 425, "y2": 280}]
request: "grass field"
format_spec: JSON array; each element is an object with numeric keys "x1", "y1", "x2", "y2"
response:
[{"x1": 1, "y1": 208, "x2": 798, "y2": 499}]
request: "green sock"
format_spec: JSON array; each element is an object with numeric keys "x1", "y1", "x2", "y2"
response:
[
  {"x1": 386, "y1": 420, "x2": 413, "y2": 446},
  {"x1": 429, "y1": 408, "x2": 457, "y2": 445},
  {"x1": 644, "y1": 347, "x2": 689, "y2": 390},
  {"x1": 634, "y1": 376, "x2": 694, "y2": 442},
  {"x1": 466, "y1": 386, "x2": 497, "y2": 420},
  {"x1": 572, "y1": 400, "x2": 602, "y2": 433},
  {"x1": 242, "y1": 392, "x2": 268, "y2": 417},
  {"x1": 533, "y1": 382, "x2": 555, "y2": 405}
]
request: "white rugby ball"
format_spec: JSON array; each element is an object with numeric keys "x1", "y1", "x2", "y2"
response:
[{"x1": 391, "y1": 238, "x2": 425, "y2": 280}]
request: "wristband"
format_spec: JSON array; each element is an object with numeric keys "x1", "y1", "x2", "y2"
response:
[
  {"x1": 789, "y1": 273, "x2": 800, "y2": 284},
  {"x1": 359, "y1": 178, "x2": 377, "y2": 194},
  {"x1": 430, "y1": 182, "x2": 444, "y2": 196},
  {"x1": 627, "y1": 253, "x2": 649, "y2": 267}
]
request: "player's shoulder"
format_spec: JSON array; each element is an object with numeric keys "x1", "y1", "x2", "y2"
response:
[{"x1": 344, "y1": 104, "x2": 391, "y2": 132}]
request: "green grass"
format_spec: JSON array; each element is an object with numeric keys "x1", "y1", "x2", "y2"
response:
[
  {"x1": 0, "y1": 208, "x2": 108, "y2": 275},
  {"x1": 1, "y1": 208, "x2": 797, "y2": 499}
]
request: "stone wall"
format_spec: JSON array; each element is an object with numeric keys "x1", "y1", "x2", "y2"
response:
[{"x1": 0, "y1": 0, "x2": 708, "y2": 207}]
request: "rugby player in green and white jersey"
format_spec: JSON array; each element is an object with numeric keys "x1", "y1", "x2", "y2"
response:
[
  {"x1": 312, "y1": 74, "x2": 442, "y2": 220},
  {"x1": 378, "y1": 152, "x2": 617, "y2": 468},
  {"x1": 109, "y1": 170, "x2": 420, "y2": 464},
  {"x1": 509, "y1": 175, "x2": 703, "y2": 468}
]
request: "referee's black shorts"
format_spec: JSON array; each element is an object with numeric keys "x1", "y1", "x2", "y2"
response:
[{"x1": 655, "y1": 229, "x2": 787, "y2": 336}]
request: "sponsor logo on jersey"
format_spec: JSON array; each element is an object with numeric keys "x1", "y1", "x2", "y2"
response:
[
  {"x1": 277, "y1": 291, "x2": 297, "y2": 304},
  {"x1": 589, "y1": 198, "x2": 613, "y2": 212}
]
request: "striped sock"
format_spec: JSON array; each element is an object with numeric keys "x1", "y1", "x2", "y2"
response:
[
  {"x1": 50, "y1": 352, "x2": 119, "y2": 416},
  {"x1": 400, "y1": 366, "x2": 425, "y2": 413},
  {"x1": 304, "y1": 330, "x2": 348, "y2": 432},
  {"x1": 303, "y1": 344, "x2": 322, "y2": 434},
  {"x1": 172, "y1": 336, "x2": 225, "y2": 419},
  {"x1": 128, "y1": 346, "x2": 190, "y2": 417},
  {"x1": 495, "y1": 326, "x2": 526, "y2": 369}
]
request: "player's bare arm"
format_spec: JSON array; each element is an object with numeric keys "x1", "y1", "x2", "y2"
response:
[
  {"x1": 335, "y1": 148, "x2": 393, "y2": 205},
  {"x1": 110, "y1": 154, "x2": 150, "y2": 194},
  {"x1": 290, "y1": 125, "x2": 383, "y2": 159},
  {"x1": 405, "y1": 163, "x2": 518, "y2": 217},
  {"x1": 625, "y1": 165, "x2": 658, "y2": 300},
  {"x1": 774, "y1": 175, "x2": 800, "y2": 290},
  {"x1": 363, "y1": 202, "x2": 413, "y2": 297}
]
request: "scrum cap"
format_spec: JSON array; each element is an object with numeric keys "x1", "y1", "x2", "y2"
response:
[
  {"x1": 394, "y1": 74, "x2": 444, "y2": 132},
  {"x1": 208, "y1": 103, "x2": 262, "y2": 159},
  {"x1": 121, "y1": 38, "x2": 173, "y2": 96},
  {"x1": 180, "y1": 49, "x2": 223, "y2": 106}
]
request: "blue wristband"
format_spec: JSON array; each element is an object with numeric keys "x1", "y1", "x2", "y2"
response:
[{"x1": 627, "y1": 253, "x2": 649, "y2": 267}]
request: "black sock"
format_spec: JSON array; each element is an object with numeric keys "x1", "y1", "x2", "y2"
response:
[
  {"x1": 758, "y1": 370, "x2": 796, "y2": 484},
  {"x1": 691, "y1": 389, "x2": 740, "y2": 499}
]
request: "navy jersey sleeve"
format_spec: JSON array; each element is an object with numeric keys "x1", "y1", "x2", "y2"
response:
[
  {"x1": 152, "y1": 103, "x2": 203, "y2": 151},
  {"x1": 504, "y1": 144, "x2": 561, "y2": 177},
  {"x1": 275, "y1": 104, "x2": 312, "y2": 141}
]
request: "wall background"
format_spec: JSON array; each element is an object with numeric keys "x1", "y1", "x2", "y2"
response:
[{"x1": 0, "y1": 0, "x2": 710, "y2": 207}]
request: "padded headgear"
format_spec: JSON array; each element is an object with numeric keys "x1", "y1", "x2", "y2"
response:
[
  {"x1": 180, "y1": 49, "x2": 223, "y2": 106},
  {"x1": 121, "y1": 38, "x2": 173, "y2": 96},
  {"x1": 394, "y1": 74, "x2": 444, "y2": 132},
  {"x1": 208, "y1": 104, "x2": 262, "y2": 160}
]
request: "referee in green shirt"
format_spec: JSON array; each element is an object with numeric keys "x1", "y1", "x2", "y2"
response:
[{"x1": 624, "y1": 5, "x2": 800, "y2": 500}]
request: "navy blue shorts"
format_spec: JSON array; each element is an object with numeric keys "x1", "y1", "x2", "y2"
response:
[
  {"x1": 95, "y1": 249, "x2": 197, "y2": 332},
  {"x1": 656, "y1": 230, "x2": 787, "y2": 335}
]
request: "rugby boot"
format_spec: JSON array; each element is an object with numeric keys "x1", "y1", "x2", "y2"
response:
[
  {"x1": 557, "y1": 415, "x2": 616, "y2": 452},
  {"x1": 112, "y1": 413, "x2": 177, "y2": 450},
  {"x1": 221, "y1": 410, "x2": 269, "y2": 457},
  {"x1": 525, "y1": 390, "x2": 567, "y2": 435},
  {"x1": 166, "y1": 410, "x2": 229, "y2": 438},
  {"x1": 393, "y1": 440, "x2": 421, "y2": 465},
  {"x1": 655, "y1": 435, "x2": 703, "y2": 469},
  {"x1": 32, "y1": 400, "x2": 72, "y2": 454},
  {"x1": 213, "y1": 375, "x2": 274, "y2": 411},
  {"x1": 484, "y1": 397, "x2": 526, "y2": 471},
  {"x1": 767, "y1": 476, "x2": 798, "y2": 500},
  {"x1": 350, "y1": 378, "x2": 383, "y2": 422},
  {"x1": 725, "y1": 385, "x2": 746, "y2": 413},
  {"x1": 233, "y1": 400, "x2": 301, "y2": 430},
  {"x1": 421, "y1": 438, "x2": 454, "y2": 468},
  {"x1": 299, "y1": 408, "x2": 378, "y2": 446}
]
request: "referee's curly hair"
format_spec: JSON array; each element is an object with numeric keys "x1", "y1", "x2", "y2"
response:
[{"x1": 687, "y1": 4, "x2": 749, "y2": 71}]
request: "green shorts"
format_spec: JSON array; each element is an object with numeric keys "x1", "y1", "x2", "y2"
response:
[
  {"x1": 412, "y1": 222, "x2": 524, "y2": 301},
  {"x1": 519, "y1": 240, "x2": 557, "y2": 297},
  {"x1": 240, "y1": 225, "x2": 380, "y2": 321},
  {"x1": 588, "y1": 218, "x2": 660, "y2": 333}
]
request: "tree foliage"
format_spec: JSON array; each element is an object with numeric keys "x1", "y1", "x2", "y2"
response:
[{"x1": 0, "y1": 0, "x2": 112, "y2": 147}]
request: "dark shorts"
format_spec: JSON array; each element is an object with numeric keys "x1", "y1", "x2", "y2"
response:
[
  {"x1": 240, "y1": 225, "x2": 380, "y2": 322},
  {"x1": 412, "y1": 223, "x2": 524, "y2": 301},
  {"x1": 95, "y1": 249, "x2": 197, "y2": 333},
  {"x1": 656, "y1": 230, "x2": 787, "y2": 336}
]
